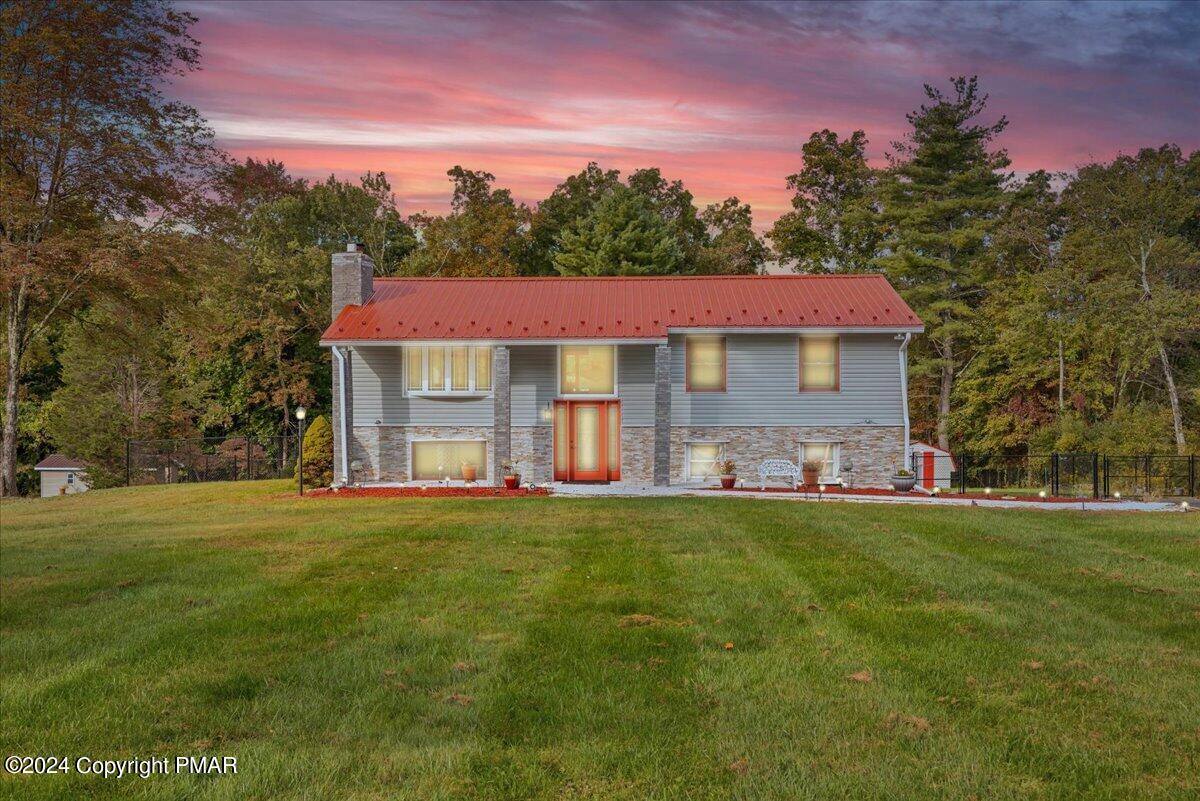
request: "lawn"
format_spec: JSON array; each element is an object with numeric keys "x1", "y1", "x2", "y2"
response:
[{"x1": 1, "y1": 482, "x2": 1197, "y2": 800}]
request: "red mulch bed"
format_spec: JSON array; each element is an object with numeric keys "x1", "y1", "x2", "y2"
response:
[
  {"x1": 307, "y1": 486, "x2": 549, "y2": 498},
  {"x1": 708, "y1": 485, "x2": 1115, "y2": 503}
]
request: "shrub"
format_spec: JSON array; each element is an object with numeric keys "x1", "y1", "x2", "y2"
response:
[{"x1": 295, "y1": 415, "x2": 334, "y2": 487}]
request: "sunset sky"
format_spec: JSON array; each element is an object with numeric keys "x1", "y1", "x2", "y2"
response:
[{"x1": 177, "y1": 0, "x2": 1200, "y2": 227}]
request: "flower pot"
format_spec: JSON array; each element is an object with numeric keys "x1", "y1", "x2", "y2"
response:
[
  {"x1": 503, "y1": 475, "x2": 520, "y2": 490},
  {"x1": 719, "y1": 474, "x2": 736, "y2": 490},
  {"x1": 802, "y1": 468, "x2": 820, "y2": 487},
  {"x1": 890, "y1": 475, "x2": 916, "y2": 492},
  {"x1": 460, "y1": 463, "x2": 477, "y2": 482}
]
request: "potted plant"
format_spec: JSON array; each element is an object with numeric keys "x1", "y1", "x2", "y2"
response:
[
  {"x1": 716, "y1": 459, "x2": 737, "y2": 489},
  {"x1": 801, "y1": 459, "x2": 822, "y2": 487},
  {"x1": 890, "y1": 467, "x2": 916, "y2": 492},
  {"x1": 460, "y1": 461, "x2": 477, "y2": 482},
  {"x1": 502, "y1": 461, "x2": 521, "y2": 490}
]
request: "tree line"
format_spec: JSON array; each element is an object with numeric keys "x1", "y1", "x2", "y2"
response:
[{"x1": 2, "y1": 1, "x2": 1196, "y2": 495}]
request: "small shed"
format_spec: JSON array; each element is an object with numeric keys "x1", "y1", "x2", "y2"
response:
[
  {"x1": 910, "y1": 442, "x2": 954, "y2": 490},
  {"x1": 34, "y1": 454, "x2": 90, "y2": 498}
]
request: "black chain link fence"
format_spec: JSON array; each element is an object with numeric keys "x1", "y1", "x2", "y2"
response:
[
  {"x1": 126, "y1": 435, "x2": 299, "y2": 486},
  {"x1": 912, "y1": 452, "x2": 1197, "y2": 499}
]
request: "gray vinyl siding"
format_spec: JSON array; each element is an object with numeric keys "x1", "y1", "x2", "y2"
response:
[
  {"x1": 348, "y1": 335, "x2": 904, "y2": 428},
  {"x1": 349, "y1": 347, "x2": 493, "y2": 426},
  {"x1": 511, "y1": 346, "x2": 556, "y2": 426},
  {"x1": 669, "y1": 333, "x2": 904, "y2": 426},
  {"x1": 616, "y1": 345, "x2": 655, "y2": 425}
]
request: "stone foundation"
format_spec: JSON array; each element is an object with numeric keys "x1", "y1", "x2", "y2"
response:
[
  {"x1": 347, "y1": 423, "x2": 903, "y2": 487},
  {"x1": 669, "y1": 425, "x2": 905, "y2": 487},
  {"x1": 348, "y1": 425, "x2": 494, "y2": 484}
]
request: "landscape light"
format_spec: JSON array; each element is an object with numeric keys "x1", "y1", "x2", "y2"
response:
[
  {"x1": 1113, "y1": 491, "x2": 1121, "y2": 500},
  {"x1": 1182, "y1": 501, "x2": 1190, "y2": 511},
  {"x1": 984, "y1": 487, "x2": 992, "y2": 495},
  {"x1": 1038, "y1": 490, "x2": 1047, "y2": 499},
  {"x1": 296, "y1": 406, "x2": 308, "y2": 496},
  {"x1": 295, "y1": 406, "x2": 306, "y2": 420}
]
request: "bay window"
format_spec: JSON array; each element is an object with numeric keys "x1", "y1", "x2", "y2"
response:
[
  {"x1": 800, "y1": 336, "x2": 839, "y2": 391},
  {"x1": 559, "y1": 345, "x2": 616, "y2": 395},
  {"x1": 405, "y1": 345, "x2": 493, "y2": 394}
]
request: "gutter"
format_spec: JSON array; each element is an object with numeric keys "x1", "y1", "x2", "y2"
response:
[
  {"x1": 330, "y1": 345, "x2": 350, "y2": 483},
  {"x1": 897, "y1": 333, "x2": 912, "y2": 470}
]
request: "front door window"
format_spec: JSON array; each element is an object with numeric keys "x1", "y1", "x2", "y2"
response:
[{"x1": 553, "y1": 400, "x2": 620, "y2": 481}]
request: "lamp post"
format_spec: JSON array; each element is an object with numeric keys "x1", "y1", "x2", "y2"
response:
[{"x1": 296, "y1": 406, "x2": 307, "y2": 496}]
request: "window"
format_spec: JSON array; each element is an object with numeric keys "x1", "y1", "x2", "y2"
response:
[
  {"x1": 686, "y1": 442, "x2": 725, "y2": 481},
  {"x1": 801, "y1": 442, "x2": 839, "y2": 482},
  {"x1": 405, "y1": 346, "x2": 493, "y2": 394},
  {"x1": 686, "y1": 336, "x2": 726, "y2": 392},
  {"x1": 800, "y1": 336, "x2": 839, "y2": 391},
  {"x1": 66, "y1": 473, "x2": 75, "y2": 485},
  {"x1": 559, "y1": 345, "x2": 615, "y2": 395},
  {"x1": 411, "y1": 440, "x2": 487, "y2": 481}
]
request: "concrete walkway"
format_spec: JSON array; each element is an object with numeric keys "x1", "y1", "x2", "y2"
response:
[{"x1": 548, "y1": 482, "x2": 1185, "y2": 512}]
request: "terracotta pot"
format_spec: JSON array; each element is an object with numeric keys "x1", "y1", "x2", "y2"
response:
[
  {"x1": 720, "y1": 474, "x2": 736, "y2": 489},
  {"x1": 504, "y1": 475, "x2": 520, "y2": 490},
  {"x1": 802, "y1": 468, "x2": 820, "y2": 487},
  {"x1": 460, "y1": 463, "x2": 477, "y2": 482}
]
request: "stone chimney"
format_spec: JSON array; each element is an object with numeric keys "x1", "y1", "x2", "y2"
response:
[{"x1": 331, "y1": 242, "x2": 374, "y2": 321}]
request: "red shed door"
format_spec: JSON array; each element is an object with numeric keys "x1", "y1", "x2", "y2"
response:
[{"x1": 922, "y1": 450, "x2": 935, "y2": 489}]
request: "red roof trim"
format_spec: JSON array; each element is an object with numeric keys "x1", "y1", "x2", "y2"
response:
[{"x1": 321, "y1": 274, "x2": 922, "y2": 343}]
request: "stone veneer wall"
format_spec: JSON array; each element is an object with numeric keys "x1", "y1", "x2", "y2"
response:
[
  {"x1": 669, "y1": 426, "x2": 905, "y2": 488},
  {"x1": 510, "y1": 426, "x2": 553, "y2": 484},
  {"x1": 620, "y1": 427, "x2": 655, "y2": 484},
  {"x1": 347, "y1": 425, "x2": 493, "y2": 484}
]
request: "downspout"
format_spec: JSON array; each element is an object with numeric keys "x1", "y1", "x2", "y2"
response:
[
  {"x1": 898, "y1": 333, "x2": 912, "y2": 471},
  {"x1": 331, "y1": 345, "x2": 350, "y2": 483}
]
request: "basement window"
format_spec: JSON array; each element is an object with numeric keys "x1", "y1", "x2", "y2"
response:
[{"x1": 405, "y1": 346, "x2": 493, "y2": 395}]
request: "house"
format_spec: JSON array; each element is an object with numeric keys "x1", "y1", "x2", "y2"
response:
[
  {"x1": 320, "y1": 245, "x2": 923, "y2": 488},
  {"x1": 34, "y1": 454, "x2": 89, "y2": 497}
]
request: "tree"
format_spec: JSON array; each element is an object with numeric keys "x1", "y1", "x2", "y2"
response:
[
  {"x1": 553, "y1": 185, "x2": 685, "y2": 275},
  {"x1": 768, "y1": 129, "x2": 880, "y2": 273},
  {"x1": 696, "y1": 197, "x2": 768, "y2": 275},
  {"x1": 404, "y1": 167, "x2": 530, "y2": 276},
  {"x1": 295, "y1": 414, "x2": 333, "y2": 487},
  {"x1": 0, "y1": 0, "x2": 215, "y2": 495},
  {"x1": 527, "y1": 162, "x2": 621, "y2": 274},
  {"x1": 626, "y1": 167, "x2": 707, "y2": 268},
  {"x1": 874, "y1": 77, "x2": 1012, "y2": 450},
  {"x1": 1059, "y1": 146, "x2": 1200, "y2": 453},
  {"x1": 45, "y1": 300, "x2": 183, "y2": 487}
]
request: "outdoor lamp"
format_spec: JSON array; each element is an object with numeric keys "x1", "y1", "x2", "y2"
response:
[
  {"x1": 1182, "y1": 501, "x2": 1190, "y2": 512},
  {"x1": 295, "y1": 406, "x2": 307, "y2": 496},
  {"x1": 1114, "y1": 491, "x2": 1121, "y2": 500},
  {"x1": 1038, "y1": 490, "x2": 1047, "y2": 499},
  {"x1": 984, "y1": 487, "x2": 992, "y2": 495}
]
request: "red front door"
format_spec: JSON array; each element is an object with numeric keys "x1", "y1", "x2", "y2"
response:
[{"x1": 554, "y1": 400, "x2": 620, "y2": 481}]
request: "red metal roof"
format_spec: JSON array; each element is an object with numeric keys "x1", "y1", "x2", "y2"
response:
[
  {"x1": 322, "y1": 274, "x2": 922, "y2": 343},
  {"x1": 35, "y1": 454, "x2": 87, "y2": 470}
]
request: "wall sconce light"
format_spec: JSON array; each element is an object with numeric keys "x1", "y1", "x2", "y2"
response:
[{"x1": 540, "y1": 403, "x2": 553, "y2": 423}]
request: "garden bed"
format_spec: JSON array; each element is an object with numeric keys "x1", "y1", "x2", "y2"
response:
[{"x1": 307, "y1": 486, "x2": 549, "y2": 498}]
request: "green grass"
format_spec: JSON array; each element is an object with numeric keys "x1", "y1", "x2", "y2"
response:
[{"x1": 1, "y1": 482, "x2": 1197, "y2": 800}]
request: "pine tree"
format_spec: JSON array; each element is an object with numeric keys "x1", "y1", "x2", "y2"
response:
[
  {"x1": 295, "y1": 414, "x2": 333, "y2": 487},
  {"x1": 874, "y1": 77, "x2": 1012, "y2": 450},
  {"x1": 553, "y1": 186, "x2": 684, "y2": 275}
]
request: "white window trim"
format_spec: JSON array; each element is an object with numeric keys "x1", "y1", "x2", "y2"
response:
[
  {"x1": 684, "y1": 440, "x2": 728, "y2": 482},
  {"x1": 404, "y1": 346, "x2": 494, "y2": 398},
  {"x1": 557, "y1": 344, "x2": 619, "y2": 398},
  {"x1": 800, "y1": 441, "x2": 841, "y2": 484},
  {"x1": 407, "y1": 436, "x2": 491, "y2": 484}
]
